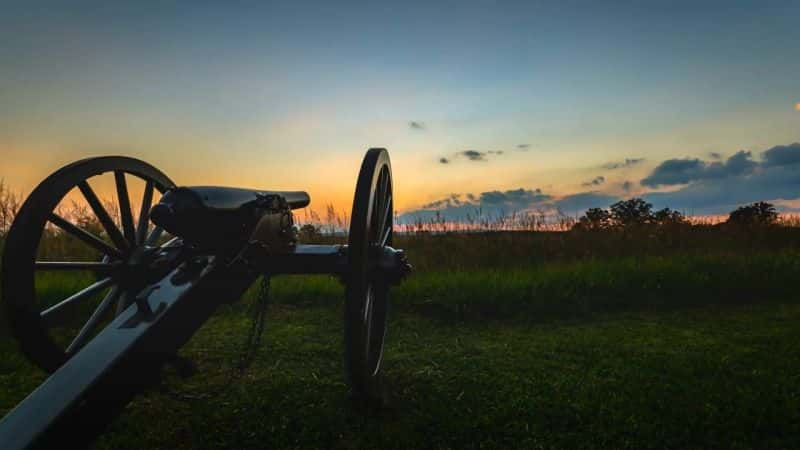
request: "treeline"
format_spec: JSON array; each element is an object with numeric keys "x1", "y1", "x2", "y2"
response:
[{"x1": 573, "y1": 199, "x2": 782, "y2": 231}]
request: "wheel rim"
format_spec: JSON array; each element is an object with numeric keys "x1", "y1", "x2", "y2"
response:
[
  {"x1": 346, "y1": 148, "x2": 393, "y2": 391},
  {"x1": 1, "y1": 157, "x2": 176, "y2": 372}
]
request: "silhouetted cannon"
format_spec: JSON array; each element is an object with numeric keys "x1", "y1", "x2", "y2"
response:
[{"x1": 0, "y1": 148, "x2": 410, "y2": 449}]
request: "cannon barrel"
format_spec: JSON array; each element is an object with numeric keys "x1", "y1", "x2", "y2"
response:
[
  {"x1": 178, "y1": 186, "x2": 310, "y2": 210},
  {"x1": 150, "y1": 186, "x2": 306, "y2": 251}
]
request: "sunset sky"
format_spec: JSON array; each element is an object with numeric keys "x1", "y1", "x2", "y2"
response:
[{"x1": 2, "y1": 1, "x2": 799, "y2": 219}]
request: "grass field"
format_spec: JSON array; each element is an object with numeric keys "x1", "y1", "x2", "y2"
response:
[{"x1": 1, "y1": 231, "x2": 800, "y2": 448}]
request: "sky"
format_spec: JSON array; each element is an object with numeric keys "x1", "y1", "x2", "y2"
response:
[{"x1": 1, "y1": 1, "x2": 799, "y2": 220}]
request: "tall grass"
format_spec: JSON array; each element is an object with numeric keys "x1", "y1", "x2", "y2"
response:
[{"x1": 392, "y1": 225, "x2": 800, "y2": 272}]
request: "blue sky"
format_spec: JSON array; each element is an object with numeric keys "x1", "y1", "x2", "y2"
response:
[{"x1": 1, "y1": 1, "x2": 799, "y2": 217}]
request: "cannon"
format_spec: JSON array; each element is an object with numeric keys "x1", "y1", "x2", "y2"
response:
[{"x1": 0, "y1": 148, "x2": 410, "y2": 449}]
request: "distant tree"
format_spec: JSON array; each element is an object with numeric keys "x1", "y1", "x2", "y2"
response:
[
  {"x1": 726, "y1": 201, "x2": 778, "y2": 226},
  {"x1": 652, "y1": 207, "x2": 687, "y2": 226},
  {"x1": 610, "y1": 198, "x2": 653, "y2": 227},
  {"x1": 574, "y1": 207, "x2": 612, "y2": 231}
]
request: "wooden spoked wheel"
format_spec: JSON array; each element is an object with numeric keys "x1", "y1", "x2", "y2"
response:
[
  {"x1": 1, "y1": 157, "x2": 176, "y2": 372},
  {"x1": 345, "y1": 148, "x2": 393, "y2": 404}
]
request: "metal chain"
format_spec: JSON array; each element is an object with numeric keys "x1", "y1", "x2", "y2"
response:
[
  {"x1": 162, "y1": 275, "x2": 271, "y2": 402},
  {"x1": 236, "y1": 275, "x2": 271, "y2": 373}
]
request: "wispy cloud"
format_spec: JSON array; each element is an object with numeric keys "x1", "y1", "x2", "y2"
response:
[
  {"x1": 517, "y1": 144, "x2": 531, "y2": 150},
  {"x1": 438, "y1": 149, "x2": 507, "y2": 164},
  {"x1": 581, "y1": 175, "x2": 605, "y2": 187},
  {"x1": 438, "y1": 146, "x2": 517, "y2": 166},
  {"x1": 400, "y1": 188, "x2": 552, "y2": 223},
  {"x1": 461, "y1": 150, "x2": 486, "y2": 161},
  {"x1": 602, "y1": 158, "x2": 645, "y2": 170}
]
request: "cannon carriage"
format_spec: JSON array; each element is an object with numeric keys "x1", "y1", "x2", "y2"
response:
[{"x1": 0, "y1": 148, "x2": 410, "y2": 449}]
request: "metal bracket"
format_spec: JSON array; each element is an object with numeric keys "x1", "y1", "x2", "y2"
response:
[{"x1": 121, "y1": 285, "x2": 164, "y2": 327}]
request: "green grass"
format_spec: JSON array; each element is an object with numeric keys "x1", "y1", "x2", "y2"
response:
[
  {"x1": 2, "y1": 228, "x2": 800, "y2": 448},
  {"x1": 14, "y1": 303, "x2": 799, "y2": 449},
  {"x1": 1, "y1": 253, "x2": 800, "y2": 448}
]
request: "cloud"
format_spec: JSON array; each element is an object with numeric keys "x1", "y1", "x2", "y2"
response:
[
  {"x1": 554, "y1": 192, "x2": 620, "y2": 215},
  {"x1": 409, "y1": 121, "x2": 425, "y2": 130},
  {"x1": 400, "y1": 187, "x2": 625, "y2": 223},
  {"x1": 762, "y1": 143, "x2": 800, "y2": 167},
  {"x1": 602, "y1": 158, "x2": 644, "y2": 170},
  {"x1": 640, "y1": 142, "x2": 800, "y2": 214},
  {"x1": 418, "y1": 142, "x2": 800, "y2": 221},
  {"x1": 517, "y1": 144, "x2": 531, "y2": 150},
  {"x1": 478, "y1": 188, "x2": 551, "y2": 209},
  {"x1": 643, "y1": 166, "x2": 800, "y2": 214},
  {"x1": 461, "y1": 150, "x2": 487, "y2": 161},
  {"x1": 641, "y1": 159, "x2": 704, "y2": 186},
  {"x1": 641, "y1": 150, "x2": 757, "y2": 187},
  {"x1": 439, "y1": 149, "x2": 508, "y2": 165},
  {"x1": 399, "y1": 188, "x2": 552, "y2": 223},
  {"x1": 421, "y1": 193, "x2": 464, "y2": 209},
  {"x1": 582, "y1": 175, "x2": 605, "y2": 187}
]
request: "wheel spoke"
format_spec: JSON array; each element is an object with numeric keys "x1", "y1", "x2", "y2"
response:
[
  {"x1": 36, "y1": 261, "x2": 113, "y2": 271},
  {"x1": 114, "y1": 290, "x2": 131, "y2": 316},
  {"x1": 114, "y1": 171, "x2": 136, "y2": 246},
  {"x1": 136, "y1": 181, "x2": 154, "y2": 245},
  {"x1": 157, "y1": 236, "x2": 181, "y2": 248},
  {"x1": 48, "y1": 213, "x2": 124, "y2": 260},
  {"x1": 375, "y1": 171, "x2": 391, "y2": 241},
  {"x1": 363, "y1": 288, "x2": 372, "y2": 322},
  {"x1": 65, "y1": 286, "x2": 120, "y2": 355},
  {"x1": 377, "y1": 171, "x2": 388, "y2": 213},
  {"x1": 78, "y1": 180, "x2": 130, "y2": 253},
  {"x1": 379, "y1": 193, "x2": 392, "y2": 246},
  {"x1": 380, "y1": 169, "x2": 389, "y2": 202},
  {"x1": 380, "y1": 221, "x2": 392, "y2": 247},
  {"x1": 145, "y1": 226, "x2": 165, "y2": 247},
  {"x1": 363, "y1": 287, "x2": 373, "y2": 360},
  {"x1": 371, "y1": 174, "x2": 386, "y2": 243},
  {"x1": 40, "y1": 277, "x2": 114, "y2": 327}
]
